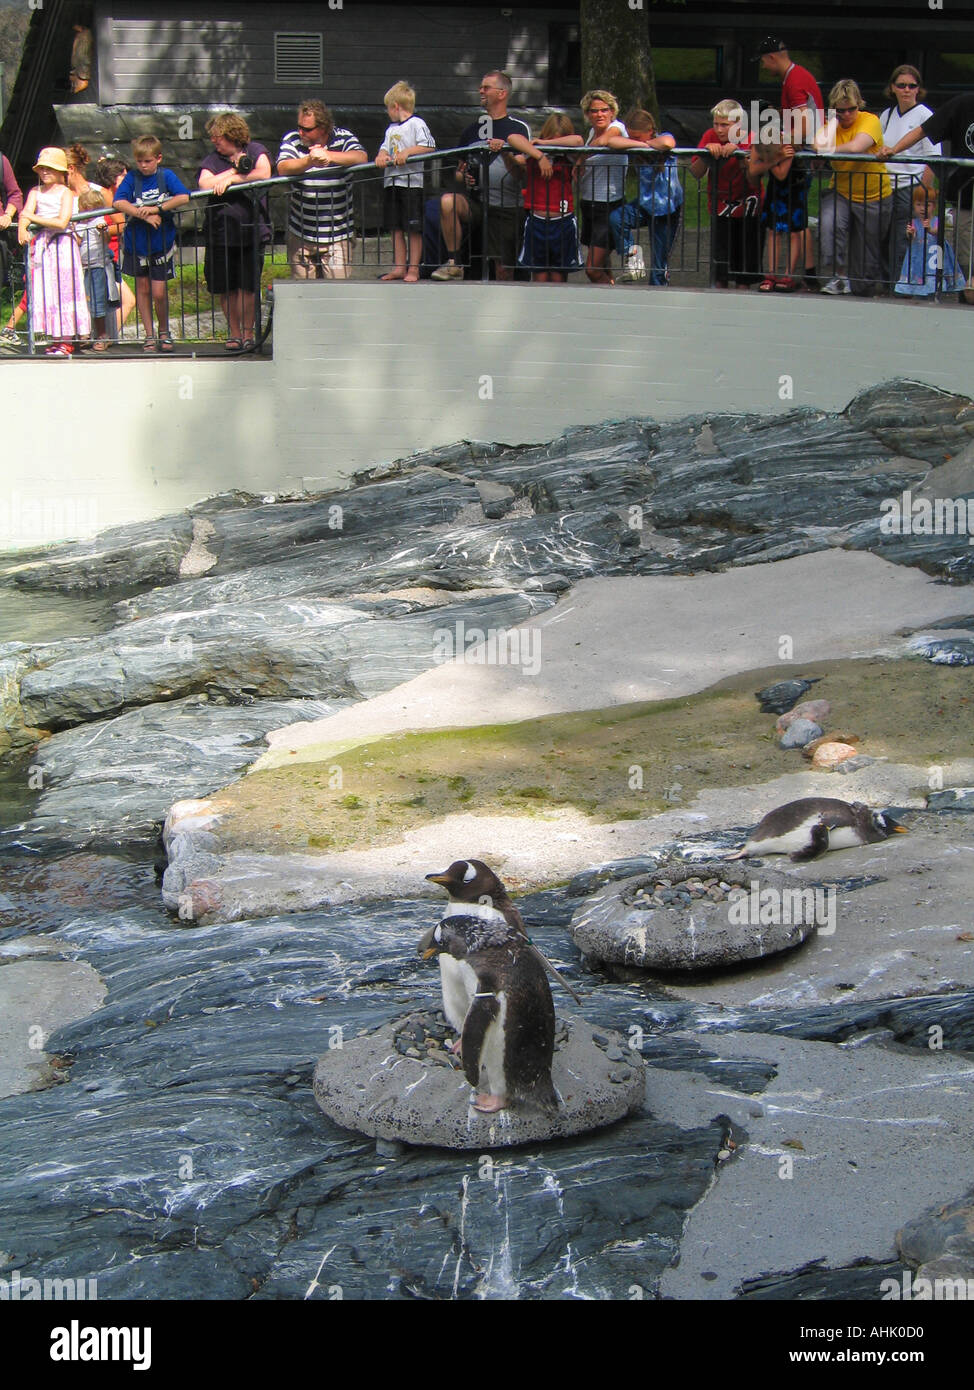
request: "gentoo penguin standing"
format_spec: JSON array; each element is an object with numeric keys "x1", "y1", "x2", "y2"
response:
[
  {"x1": 728, "y1": 797, "x2": 908, "y2": 862},
  {"x1": 422, "y1": 859, "x2": 582, "y2": 1003},
  {"x1": 420, "y1": 915, "x2": 558, "y2": 1115}
]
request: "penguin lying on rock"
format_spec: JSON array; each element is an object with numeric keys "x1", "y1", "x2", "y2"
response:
[
  {"x1": 728, "y1": 797, "x2": 908, "y2": 862},
  {"x1": 419, "y1": 914, "x2": 558, "y2": 1115}
]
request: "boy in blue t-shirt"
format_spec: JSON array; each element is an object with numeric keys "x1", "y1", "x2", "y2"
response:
[{"x1": 113, "y1": 135, "x2": 189, "y2": 351}]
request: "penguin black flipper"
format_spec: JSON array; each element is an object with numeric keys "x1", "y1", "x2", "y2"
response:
[
  {"x1": 790, "y1": 820, "x2": 830, "y2": 861},
  {"x1": 461, "y1": 991, "x2": 500, "y2": 1089}
]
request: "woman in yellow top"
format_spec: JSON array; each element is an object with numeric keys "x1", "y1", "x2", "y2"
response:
[{"x1": 814, "y1": 79, "x2": 892, "y2": 295}]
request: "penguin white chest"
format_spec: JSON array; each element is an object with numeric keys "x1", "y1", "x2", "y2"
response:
[
  {"x1": 480, "y1": 991, "x2": 509, "y2": 1096},
  {"x1": 748, "y1": 813, "x2": 824, "y2": 856},
  {"x1": 438, "y1": 955, "x2": 479, "y2": 1032}
]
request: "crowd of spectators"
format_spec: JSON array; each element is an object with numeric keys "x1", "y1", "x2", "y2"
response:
[{"x1": 3, "y1": 36, "x2": 973, "y2": 354}]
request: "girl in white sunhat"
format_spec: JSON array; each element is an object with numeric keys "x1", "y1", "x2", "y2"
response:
[{"x1": 18, "y1": 147, "x2": 90, "y2": 355}]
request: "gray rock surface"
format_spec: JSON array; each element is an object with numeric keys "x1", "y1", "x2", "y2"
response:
[
  {"x1": 312, "y1": 1012, "x2": 645, "y2": 1149},
  {"x1": 13, "y1": 592, "x2": 553, "y2": 734},
  {"x1": 21, "y1": 695, "x2": 350, "y2": 848},
  {"x1": 910, "y1": 635, "x2": 974, "y2": 666},
  {"x1": 779, "y1": 718, "x2": 823, "y2": 749},
  {"x1": 897, "y1": 1189, "x2": 974, "y2": 1278},
  {"x1": 927, "y1": 787, "x2": 974, "y2": 811},
  {"x1": 4, "y1": 381, "x2": 969, "y2": 618},
  {"x1": 568, "y1": 858, "x2": 822, "y2": 971}
]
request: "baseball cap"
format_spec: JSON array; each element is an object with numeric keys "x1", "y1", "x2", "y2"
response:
[{"x1": 755, "y1": 36, "x2": 788, "y2": 58}]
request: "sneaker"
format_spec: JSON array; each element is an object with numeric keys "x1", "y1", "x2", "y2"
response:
[
  {"x1": 821, "y1": 276, "x2": 852, "y2": 295},
  {"x1": 0, "y1": 327, "x2": 19, "y2": 346},
  {"x1": 430, "y1": 260, "x2": 463, "y2": 281},
  {"x1": 619, "y1": 245, "x2": 646, "y2": 282},
  {"x1": 45, "y1": 343, "x2": 73, "y2": 357}
]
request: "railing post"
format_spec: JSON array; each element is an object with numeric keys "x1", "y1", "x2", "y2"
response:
[{"x1": 478, "y1": 150, "x2": 490, "y2": 282}]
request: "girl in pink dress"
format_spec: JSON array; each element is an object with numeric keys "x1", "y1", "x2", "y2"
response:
[{"x1": 18, "y1": 147, "x2": 90, "y2": 355}]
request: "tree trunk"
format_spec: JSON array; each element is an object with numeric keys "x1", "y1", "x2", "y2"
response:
[{"x1": 580, "y1": 0, "x2": 659, "y2": 122}]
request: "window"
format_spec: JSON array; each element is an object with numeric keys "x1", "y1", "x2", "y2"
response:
[
  {"x1": 274, "y1": 32, "x2": 323, "y2": 86},
  {"x1": 547, "y1": 22, "x2": 581, "y2": 106},
  {"x1": 655, "y1": 47, "x2": 722, "y2": 85},
  {"x1": 927, "y1": 51, "x2": 974, "y2": 86}
]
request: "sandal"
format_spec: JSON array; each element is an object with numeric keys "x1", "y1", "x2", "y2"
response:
[
  {"x1": 158, "y1": 334, "x2": 174, "y2": 352},
  {"x1": 93, "y1": 338, "x2": 110, "y2": 352},
  {"x1": 757, "y1": 276, "x2": 778, "y2": 292},
  {"x1": 225, "y1": 337, "x2": 244, "y2": 353},
  {"x1": 142, "y1": 337, "x2": 157, "y2": 352},
  {"x1": 773, "y1": 276, "x2": 801, "y2": 292},
  {"x1": 240, "y1": 338, "x2": 256, "y2": 353}
]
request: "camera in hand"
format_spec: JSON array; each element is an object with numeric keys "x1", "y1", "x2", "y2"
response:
[{"x1": 235, "y1": 152, "x2": 255, "y2": 175}]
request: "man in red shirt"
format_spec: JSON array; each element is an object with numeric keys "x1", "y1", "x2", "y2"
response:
[{"x1": 756, "y1": 36, "x2": 824, "y2": 147}]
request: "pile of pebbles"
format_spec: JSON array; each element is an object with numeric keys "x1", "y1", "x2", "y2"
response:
[
  {"x1": 632, "y1": 873, "x2": 735, "y2": 910},
  {"x1": 393, "y1": 1011, "x2": 459, "y2": 1067},
  {"x1": 570, "y1": 855, "x2": 821, "y2": 970}
]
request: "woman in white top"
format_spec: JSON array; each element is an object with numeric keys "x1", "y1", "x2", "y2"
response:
[
  {"x1": 577, "y1": 89, "x2": 633, "y2": 285},
  {"x1": 879, "y1": 65, "x2": 940, "y2": 288}
]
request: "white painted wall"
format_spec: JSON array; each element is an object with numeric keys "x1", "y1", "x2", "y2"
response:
[{"x1": 2, "y1": 283, "x2": 971, "y2": 549}]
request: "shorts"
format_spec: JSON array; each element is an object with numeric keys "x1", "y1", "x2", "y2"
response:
[
  {"x1": 383, "y1": 185, "x2": 424, "y2": 234},
  {"x1": 121, "y1": 245, "x2": 176, "y2": 281},
  {"x1": 287, "y1": 232, "x2": 352, "y2": 280},
  {"x1": 468, "y1": 197, "x2": 522, "y2": 266},
  {"x1": 517, "y1": 212, "x2": 581, "y2": 273},
  {"x1": 761, "y1": 172, "x2": 810, "y2": 234},
  {"x1": 83, "y1": 265, "x2": 118, "y2": 318},
  {"x1": 203, "y1": 241, "x2": 265, "y2": 294},
  {"x1": 951, "y1": 201, "x2": 974, "y2": 288},
  {"x1": 580, "y1": 199, "x2": 624, "y2": 250}
]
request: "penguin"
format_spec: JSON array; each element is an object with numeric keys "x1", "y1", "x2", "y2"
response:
[
  {"x1": 728, "y1": 797, "x2": 908, "y2": 862},
  {"x1": 420, "y1": 915, "x2": 558, "y2": 1115},
  {"x1": 421, "y1": 859, "x2": 583, "y2": 1004},
  {"x1": 755, "y1": 677, "x2": 822, "y2": 715}
]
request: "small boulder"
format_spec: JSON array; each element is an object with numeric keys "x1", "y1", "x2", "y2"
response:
[
  {"x1": 776, "y1": 698, "x2": 831, "y2": 732},
  {"x1": 568, "y1": 857, "x2": 822, "y2": 971},
  {"x1": 897, "y1": 1188, "x2": 974, "y2": 1282},
  {"x1": 313, "y1": 1012, "x2": 645, "y2": 1150},
  {"x1": 810, "y1": 741, "x2": 859, "y2": 770},
  {"x1": 779, "y1": 718, "x2": 823, "y2": 749}
]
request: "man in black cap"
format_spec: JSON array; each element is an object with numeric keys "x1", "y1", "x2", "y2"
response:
[{"x1": 756, "y1": 37, "x2": 824, "y2": 147}]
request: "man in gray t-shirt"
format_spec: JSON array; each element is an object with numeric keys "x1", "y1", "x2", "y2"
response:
[{"x1": 431, "y1": 70, "x2": 530, "y2": 281}]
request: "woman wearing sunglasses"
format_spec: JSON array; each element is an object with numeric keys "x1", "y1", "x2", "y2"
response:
[
  {"x1": 879, "y1": 66, "x2": 940, "y2": 288},
  {"x1": 814, "y1": 78, "x2": 891, "y2": 295}
]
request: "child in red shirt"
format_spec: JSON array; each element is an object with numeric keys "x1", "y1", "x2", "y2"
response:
[{"x1": 508, "y1": 114, "x2": 584, "y2": 282}]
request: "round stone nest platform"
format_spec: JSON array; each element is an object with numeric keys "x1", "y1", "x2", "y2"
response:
[
  {"x1": 568, "y1": 855, "x2": 822, "y2": 971},
  {"x1": 313, "y1": 1011, "x2": 645, "y2": 1150}
]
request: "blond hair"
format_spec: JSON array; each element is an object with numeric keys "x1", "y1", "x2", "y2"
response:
[
  {"x1": 384, "y1": 81, "x2": 416, "y2": 113},
  {"x1": 828, "y1": 79, "x2": 867, "y2": 112},
  {"x1": 711, "y1": 99, "x2": 745, "y2": 124},
  {"x1": 581, "y1": 89, "x2": 619, "y2": 118},
  {"x1": 77, "y1": 187, "x2": 106, "y2": 211}
]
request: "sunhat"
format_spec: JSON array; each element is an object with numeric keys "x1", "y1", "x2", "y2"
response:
[{"x1": 33, "y1": 147, "x2": 69, "y2": 174}]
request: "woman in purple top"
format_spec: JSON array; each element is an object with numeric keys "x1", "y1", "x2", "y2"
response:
[{"x1": 198, "y1": 113, "x2": 272, "y2": 352}]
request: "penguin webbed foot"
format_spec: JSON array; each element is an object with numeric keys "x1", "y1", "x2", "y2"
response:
[
  {"x1": 473, "y1": 1092, "x2": 507, "y2": 1113},
  {"x1": 449, "y1": 1037, "x2": 462, "y2": 1055}
]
